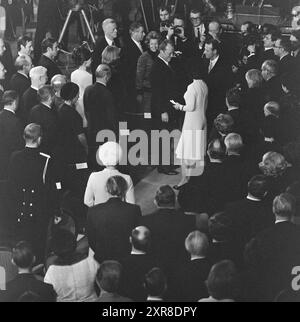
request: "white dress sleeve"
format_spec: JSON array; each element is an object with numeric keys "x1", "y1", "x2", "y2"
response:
[
  {"x1": 183, "y1": 85, "x2": 196, "y2": 112},
  {"x1": 125, "y1": 176, "x2": 135, "y2": 204},
  {"x1": 84, "y1": 173, "x2": 95, "y2": 207}
]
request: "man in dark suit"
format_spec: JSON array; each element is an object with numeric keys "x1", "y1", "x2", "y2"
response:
[
  {"x1": 261, "y1": 60, "x2": 283, "y2": 103},
  {"x1": 274, "y1": 38, "x2": 295, "y2": 76},
  {"x1": 2, "y1": 242, "x2": 56, "y2": 302},
  {"x1": 140, "y1": 185, "x2": 194, "y2": 272},
  {"x1": 223, "y1": 133, "x2": 247, "y2": 203},
  {"x1": 91, "y1": 18, "x2": 120, "y2": 81},
  {"x1": 120, "y1": 226, "x2": 156, "y2": 301},
  {"x1": 38, "y1": 37, "x2": 61, "y2": 83},
  {"x1": 87, "y1": 176, "x2": 142, "y2": 263},
  {"x1": 168, "y1": 231, "x2": 211, "y2": 302},
  {"x1": 10, "y1": 55, "x2": 31, "y2": 98},
  {"x1": 261, "y1": 27, "x2": 279, "y2": 65},
  {"x1": 123, "y1": 22, "x2": 145, "y2": 114},
  {"x1": 151, "y1": 40, "x2": 179, "y2": 175},
  {"x1": 28, "y1": 85, "x2": 59, "y2": 154},
  {"x1": 96, "y1": 261, "x2": 132, "y2": 302},
  {"x1": 225, "y1": 175, "x2": 274, "y2": 249},
  {"x1": 203, "y1": 39, "x2": 232, "y2": 130},
  {"x1": 245, "y1": 193, "x2": 300, "y2": 301},
  {"x1": 290, "y1": 30, "x2": 300, "y2": 68},
  {"x1": 0, "y1": 91, "x2": 24, "y2": 180},
  {"x1": 84, "y1": 64, "x2": 118, "y2": 167},
  {"x1": 20, "y1": 66, "x2": 48, "y2": 124}
]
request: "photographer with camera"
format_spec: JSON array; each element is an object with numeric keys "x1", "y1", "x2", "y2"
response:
[{"x1": 156, "y1": 5, "x2": 172, "y2": 39}]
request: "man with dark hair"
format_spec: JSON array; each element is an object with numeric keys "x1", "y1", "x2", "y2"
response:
[
  {"x1": 261, "y1": 25, "x2": 280, "y2": 64},
  {"x1": 38, "y1": 38, "x2": 61, "y2": 83},
  {"x1": 123, "y1": 22, "x2": 145, "y2": 113},
  {"x1": 156, "y1": 5, "x2": 171, "y2": 37},
  {"x1": 10, "y1": 55, "x2": 32, "y2": 98},
  {"x1": 120, "y1": 226, "x2": 156, "y2": 301},
  {"x1": 246, "y1": 193, "x2": 300, "y2": 301},
  {"x1": 187, "y1": 8, "x2": 208, "y2": 53},
  {"x1": 7, "y1": 123, "x2": 60, "y2": 264},
  {"x1": 168, "y1": 231, "x2": 211, "y2": 301},
  {"x1": 96, "y1": 261, "x2": 132, "y2": 302},
  {"x1": 2, "y1": 241, "x2": 56, "y2": 302},
  {"x1": 144, "y1": 268, "x2": 167, "y2": 302},
  {"x1": 17, "y1": 35, "x2": 34, "y2": 60},
  {"x1": 140, "y1": 185, "x2": 194, "y2": 272},
  {"x1": 224, "y1": 175, "x2": 274, "y2": 248},
  {"x1": 28, "y1": 85, "x2": 59, "y2": 153},
  {"x1": 274, "y1": 37, "x2": 295, "y2": 76},
  {"x1": 0, "y1": 90, "x2": 24, "y2": 180},
  {"x1": 203, "y1": 38, "x2": 232, "y2": 130}
]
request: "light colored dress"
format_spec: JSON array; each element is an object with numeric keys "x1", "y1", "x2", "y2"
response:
[
  {"x1": 176, "y1": 79, "x2": 208, "y2": 163},
  {"x1": 84, "y1": 168, "x2": 135, "y2": 207},
  {"x1": 71, "y1": 68, "x2": 93, "y2": 128},
  {"x1": 44, "y1": 257, "x2": 99, "y2": 302}
]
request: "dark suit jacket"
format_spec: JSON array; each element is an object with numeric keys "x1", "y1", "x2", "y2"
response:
[
  {"x1": 242, "y1": 87, "x2": 265, "y2": 126},
  {"x1": 0, "y1": 109, "x2": 24, "y2": 180},
  {"x1": 225, "y1": 198, "x2": 275, "y2": 247},
  {"x1": 279, "y1": 54, "x2": 295, "y2": 76},
  {"x1": 203, "y1": 56, "x2": 232, "y2": 124},
  {"x1": 246, "y1": 54, "x2": 260, "y2": 71},
  {"x1": 2, "y1": 273, "x2": 56, "y2": 302},
  {"x1": 167, "y1": 258, "x2": 211, "y2": 302},
  {"x1": 28, "y1": 103, "x2": 59, "y2": 153},
  {"x1": 38, "y1": 55, "x2": 62, "y2": 83},
  {"x1": 260, "y1": 48, "x2": 277, "y2": 65},
  {"x1": 87, "y1": 198, "x2": 142, "y2": 263},
  {"x1": 263, "y1": 76, "x2": 283, "y2": 103},
  {"x1": 9, "y1": 72, "x2": 31, "y2": 97},
  {"x1": 246, "y1": 222, "x2": 300, "y2": 301},
  {"x1": 83, "y1": 82, "x2": 118, "y2": 143},
  {"x1": 140, "y1": 208, "x2": 194, "y2": 272},
  {"x1": 20, "y1": 87, "x2": 38, "y2": 124},
  {"x1": 150, "y1": 57, "x2": 177, "y2": 122},
  {"x1": 120, "y1": 253, "x2": 157, "y2": 301}
]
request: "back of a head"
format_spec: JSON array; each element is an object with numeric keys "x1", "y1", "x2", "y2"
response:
[
  {"x1": 226, "y1": 87, "x2": 242, "y2": 107},
  {"x1": 209, "y1": 212, "x2": 233, "y2": 242},
  {"x1": 41, "y1": 37, "x2": 56, "y2": 54},
  {"x1": 101, "y1": 46, "x2": 120, "y2": 65},
  {"x1": 60, "y1": 82, "x2": 79, "y2": 101},
  {"x1": 72, "y1": 45, "x2": 91, "y2": 66},
  {"x1": 260, "y1": 152, "x2": 290, "y2": 177},
  {"x1": 95, "y1": 63, "x2": 111, "y2": 80},
  {"x1": 2, "y1": 90, "x2": 19, "y2": 107},
  {"x1": 185, "y1": 231, "x2": 209, "y2": 257},
  {"x1": 106, "y1": 175, "x2": 128, "y2": 200},
  {"x1": 264, "y1": 101, "x2": 280, "y2": 118},
  {"x1": 214, "y1": 114, "x2": 234, "y2": 135},
  {"x1": 246, "y1": 69, "x2": 263, "y2": 88},
  {"x1": 208, "y1": 138, "x2": 226, "y2": 160},
  {"x1": 155, "y1": 185, "x2": 175, "y2": 208},
  {"x1": 50, "y1": 229, "x2": 77, "y2": 258},
  {"x1": 225, "y1": 133, "x2": 243, "y2": 154},
  {"x1": 29, "y1": 66, "x2": 47, "y2": 80},
  {"x1": 12, "y1": 241, "x2": 35, "y2": 269},
  {"x1": 273, "y1": 193, "x2": 296, "y2": 220},
  {"x1": 248, "y1": 175, "x2": 269, "y2": 199},
  {"x1": 15, "y1": 55, "x2": 31, "y2": 71},
  {"x1": 51, "y1": 74, "x2": 67, "y2": 93},
  {"x1": 17, "y1": 35, "x2": 32, "y2": 52},
  {"x1": 98, "y1": 141, "x2": 123, "y2": 167},
  {"x1": 131, "y1": 226, "x2": 151, "y2": 252},
  {"x1": 24, "y1": 123, "x2": 42, "y2": 144},
  {"x1": 206, "y1": 260, "x2": 239, "y2": 301},
  {"x1": 144, "y1": 268, "x2": 166, "y2": 297},
  {"x1": 97, "y1": 260, "x2": 122, "y2": 293},
  {"x1": 38, "y1": 85, "x2": 55, "y2": 103},
  {"x1": 278, "y1": 38, "x2": 292, "y2": 53},
  {"x1": 159, "y1": 39, "x2": 173, "y2": 53}
]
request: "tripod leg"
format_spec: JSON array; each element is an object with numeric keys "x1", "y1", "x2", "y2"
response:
[
  {"x1": 80, "y1": 10, "x2": 96, "y2": 44},
  {"x1": 58, "y1": 10, "x2": 73, "y2": 45}
]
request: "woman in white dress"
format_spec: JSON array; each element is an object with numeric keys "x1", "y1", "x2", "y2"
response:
[
  {"x1": 71, "y1": 45, "x2": 93, "y2": 129},
  {"x1": 172, "y1": 68, "x2": 208, "y2": 189},
  {"x1": 84, "y1": 141, "x2": 135, "y2": 207}
]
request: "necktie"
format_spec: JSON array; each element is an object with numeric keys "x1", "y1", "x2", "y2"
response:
[
  {"x1": 111, "y1": 41, "x2": 115, "y2": 47},
  {"x1": 208, "y1": 60, "x2": 214, "y2": 73},
  {"x1": 197, "y1": 27, "x2": 200, "y2": 41}
]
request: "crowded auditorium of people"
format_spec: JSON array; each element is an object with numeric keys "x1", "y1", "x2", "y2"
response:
[{"x1": 0, "y1": 0, "x2": 299, "y2": 303}]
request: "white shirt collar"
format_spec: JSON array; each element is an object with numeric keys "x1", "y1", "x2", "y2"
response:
[
  {"x1": 96, "y1": 80, "x2": 106, "y2": 87},
  {"x1": 31, "y1": 85, "x2": 38, "y2": 91},
  {"x1": 265, "y1": 47, "x2": 273, "y2": 51},
  {"x1": 42, "y1": 103, "x2": 52, "y2": 109},
  {"x1": 158, "y1": 55, "x2": 169, "y2": 66},
  {"x1": 248, "y1": 53, "x2": 255, "y2": 58},
  {"x1": 131, "y1": 249, "x2": 146, "y2": 255},
  {"x1": 228, "y1": 106, "x2": 239, "y2": 111},
  {"x1": 191, "y1": 256, "x2": 206, "y2": 261},
  {"x1": 280, "y1": 53, "x2": 289, "y2": 61},
  {"x1": 3, "y1": 107, "x2": 15, "y2": 114},
  {"x1": 275, "y1": 219, "x2": 289, "y2": 224},
  {"x1": 247, "y1": 195, "x2": 261, "y2": 202},
  {"x1": 131, "y1": 38, "x2": 143, "y2": 53},
  {"x1": 147, "y1": 296, "x2": 163, "y2": 301},
  {"x1": 18, "y1": 71, "x2": 29, "y2": 78},
  {"x1": 264, "y1": 137, "x2": 275, "y2": 143},
  {"x1": 209, "y1": 55, "x2": 219, "y2": 71},
  {"x1": 105, "y1": 35, "x2": 114, "y2": 46}
]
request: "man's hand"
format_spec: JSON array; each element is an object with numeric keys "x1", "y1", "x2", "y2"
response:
[
  {"x1": 167, "y1": 27, "x2": 175, "y2": 39},
  {"x1": 161, "y1": 112, "x2": 169, "y2": 123}
]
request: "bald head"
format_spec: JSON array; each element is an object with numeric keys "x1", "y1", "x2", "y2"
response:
[
  {"x1": 130, "y1": 226, "x2": 151, "y2": 252},
  {"x1": 51, "y1": 74, "x2": 67, "y2": 95},
  {"x1": 102, "y1": 18, "x2": 118, "y2": 41}
]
